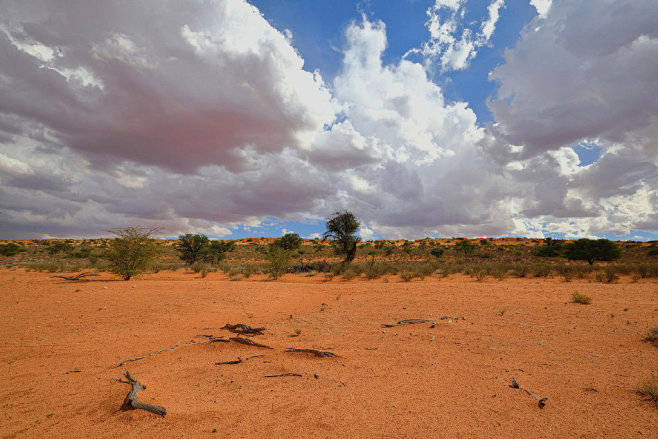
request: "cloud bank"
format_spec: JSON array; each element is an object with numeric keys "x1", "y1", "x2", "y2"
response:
[{"x1": 0, "y1": 0, "x2": 656, "y2": 239}]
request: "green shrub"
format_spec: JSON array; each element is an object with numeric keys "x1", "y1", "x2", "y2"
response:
[
  {"x1": 454, "y1": 240, "x2": 475, "y2": 254},
  {"x1": 0, "y1": 243, "x2": 26, "y2": 256},
  {"x1": 430, "y1": 247, "x2": 444, "y2": 258},
  {"x1": 266, "y1": 246, "x2": 291, "y2": 279},
  {"x1": 105, "y1": 227, "x2": 160, "y2": 280}
]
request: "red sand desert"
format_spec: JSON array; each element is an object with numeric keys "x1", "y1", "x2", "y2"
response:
[{"x1": 1, "y1": 270, "x2": 657, "y2": 438}]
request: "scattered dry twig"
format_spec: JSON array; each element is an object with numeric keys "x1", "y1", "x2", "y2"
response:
[
  {"x1": 121, "y1": 371, "x2": 167, "y2": 417},
  {"x1": 265, "y1": 373, "x2": 302, "y2": 378},
  {"x1": 215, "y1": 354, "x2": 265, "y2": 365},
  {"x1": 439, "y1": 316, "x2": 465, "y2": 320},
  {"x1": 230, "y1": 336, "x2": 274, "y2": 349},
  {"x1": 510, "y1": 377, "x2": 548, "y2": 408},
  {"x1": 382, "y1": 319, "x2": 432, "y2": 328},
  {"x1": 285, "y1": 348, "x2": 338, "y2": 358},
  {"x1": 221, "y1": 323, "x2": 265, "y2": 336},
  {"x1": 116, "y1": 337, "x2": 228, "y2": 367},
  {"x1": 52, "y1": 272, "x2": 100, "y2": 281}
]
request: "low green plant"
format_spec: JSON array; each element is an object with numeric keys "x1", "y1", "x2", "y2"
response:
[{"x1": 571, "y1": 291, "x2": 592, "y2": 305}]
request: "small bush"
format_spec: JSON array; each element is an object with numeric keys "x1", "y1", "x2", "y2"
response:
[
  {"x1": 571, "y1": 291, "x2": 592, "y2": 305},
  {"x1": 266, "y1": 246, "x2": 291, "y2": 279},
  {"x1": 105, "y1": 226, "x2": 160, "y2": 280}
]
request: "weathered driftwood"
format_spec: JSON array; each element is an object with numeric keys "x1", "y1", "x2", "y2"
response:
[
  {"x1": 215, "y1": 354, "x2": 264, "y2": 365},
  {"x1": 116, "y1": 337, "x2": 228, "y2": 367},
  {"x1": 285, "y1": 348, "x2": 338, "y2": 358},
  {"x1": 382, "y1": 319, "x2": 432, "y2": 328},
  {"x1": 265, "y1": 372, "x2": 302, "y2": 378},
  {"x1": 52, "y1": 272, "x2": 100, "y2": 281},
  {"x1": 121, "y1": 371, "x2": 167, "y2": 417},
  {"x1": 510, "y1": 377, "x2": 548, "y2": 408},
  {"x1": 229, "y1": 336, "x2": 274, "y2": 349},
  {"x1": 221, "y1": 323, "x2": 265, "y2": 336}
]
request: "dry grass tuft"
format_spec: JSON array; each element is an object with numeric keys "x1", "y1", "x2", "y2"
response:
[
  {"x1": 635, "y1": 373, "x2": 658, "y2": 404},
  {"x1": 571, "y1": 291, "x2": 592, "y2": 305}
]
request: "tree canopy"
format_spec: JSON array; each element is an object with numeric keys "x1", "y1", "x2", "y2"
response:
[
  {"x1": 563, "y1": 238, "x2": 621, "y2": 265},
  {"x1": 175, "y1": 234, "x2": 235, "y2": 265},
  {"x1": 323, "y1": 211, "x2": 361, "y2": 263}
]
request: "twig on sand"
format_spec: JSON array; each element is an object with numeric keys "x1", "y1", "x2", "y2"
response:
[
  {"x1": 510, "y1": 377, "x2": 548, "y2": 408},
  {"x1": 52, "y1": 272, "x2": 100, "y2": 281},
  {"x1": 221, "y1": 323, "x2": 265, "y2": 336},
  {"x1": 215, "y1": 354, "x2": 265, "y2": 365},
  {"x1": 116, "y1": 337, "x2": 228, "y2": 367},
  {"x1": 120, "y1": 371, "x2": 167, "y2": 417},
  {"x1": 439, "y1": 315, "x2": 465, "y2": 321},
  {"x1": 382, "y1": 319, "x2": 432, "y2": 328},
  {"x1": 230, "y1": 336, "x2": 274, "y2": 349},
  {"x1": 285, "y1": 348, "x2": 338, "y2": 358},
  {"x1": 265, "y1": 373, "x2": 302, "y2": 378}
]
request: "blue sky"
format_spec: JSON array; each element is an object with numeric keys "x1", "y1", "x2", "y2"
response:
[{"x1": 0, "y1": 0, "x2": 656, "y2": 241}]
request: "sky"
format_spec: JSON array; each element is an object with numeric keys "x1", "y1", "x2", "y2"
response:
[{"x1": 0, "y1": 0, "x2": 656, "y2": 241}]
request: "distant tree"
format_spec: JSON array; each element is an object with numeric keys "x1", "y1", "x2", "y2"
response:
[
  {"x1": 563, "y1": 239, "x2": 621, "y2": 265},
  {"x1": 274, "y1": 233, "x2": 302, "y2": 251},
  {"x1": 323, "y1": 211, "x2": 361, "y2": 263},
  {"x1": 533, "y1": 237, "x2": 563, "y2": 257},
  {"x1": 175, "y1": 234, "x2": 234, "y2": 265},
  {"x1": 105, "y1": 227, "x2": 160, "y2": 280}
]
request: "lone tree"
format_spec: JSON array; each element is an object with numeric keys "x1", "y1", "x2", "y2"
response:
[
  {"x1": 323, "y1": 211, "x2": 361, "y2": 263},
  {"x1": 105, "y1": 226, "x2": 160, "y2": 280},
  {"x1": 175, "y1": 234, "x2": 235, "y2": 265},
  {"x1": 563, "y1": 238, "x2": 621, "y2": 265}
]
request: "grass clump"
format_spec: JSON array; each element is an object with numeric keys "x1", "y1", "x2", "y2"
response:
[
  {"x1": 635, "y1": 373, "x2": 658, "y2": 404},
  {"x1": 644, "y1": 327, "x2": 658, "y2": 346},
  {"x1": 571, "y1": 291, "x2": 592, "y2": 305}
]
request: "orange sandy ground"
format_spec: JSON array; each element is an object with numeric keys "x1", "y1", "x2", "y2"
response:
[{"x1": 1, "y1": 270, "x2": 657, "y2": 438}]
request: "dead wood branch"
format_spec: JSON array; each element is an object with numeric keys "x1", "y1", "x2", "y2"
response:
[
  {"x1": 229, "y1": 336, "x2": 274, "y2": 349},
  {"x1": 52, "y1": 272, "x2": 100, "y2": 281},
  {"x1": 221, "y1": 323, "x2": 265, "y2": 336},
  {"x1": 121, "y1": 371, "x2": 167, "y2": 417},
  {"x1": 215, "y1": 354, "x2": 264, "y2": 365},
  {"x1": 285, "y1": 348, "x2": 338, "y2": 358},
  {"x1": 265, "y1": 373, "x2": 302, "y2": 378},
  {"x1": 116, "y1": 337, "x2": 228, "y2": 367},
  {"x1": 382, "y1": 319, "x2": 432, "y2": 328},
  {"x1": 510, "y1": 377, "x2": 548, "y2": 408}
]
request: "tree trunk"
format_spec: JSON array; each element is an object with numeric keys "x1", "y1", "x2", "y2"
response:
[{"x1": 344, "y1": 240, "x2": 357, "y2": 263}]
